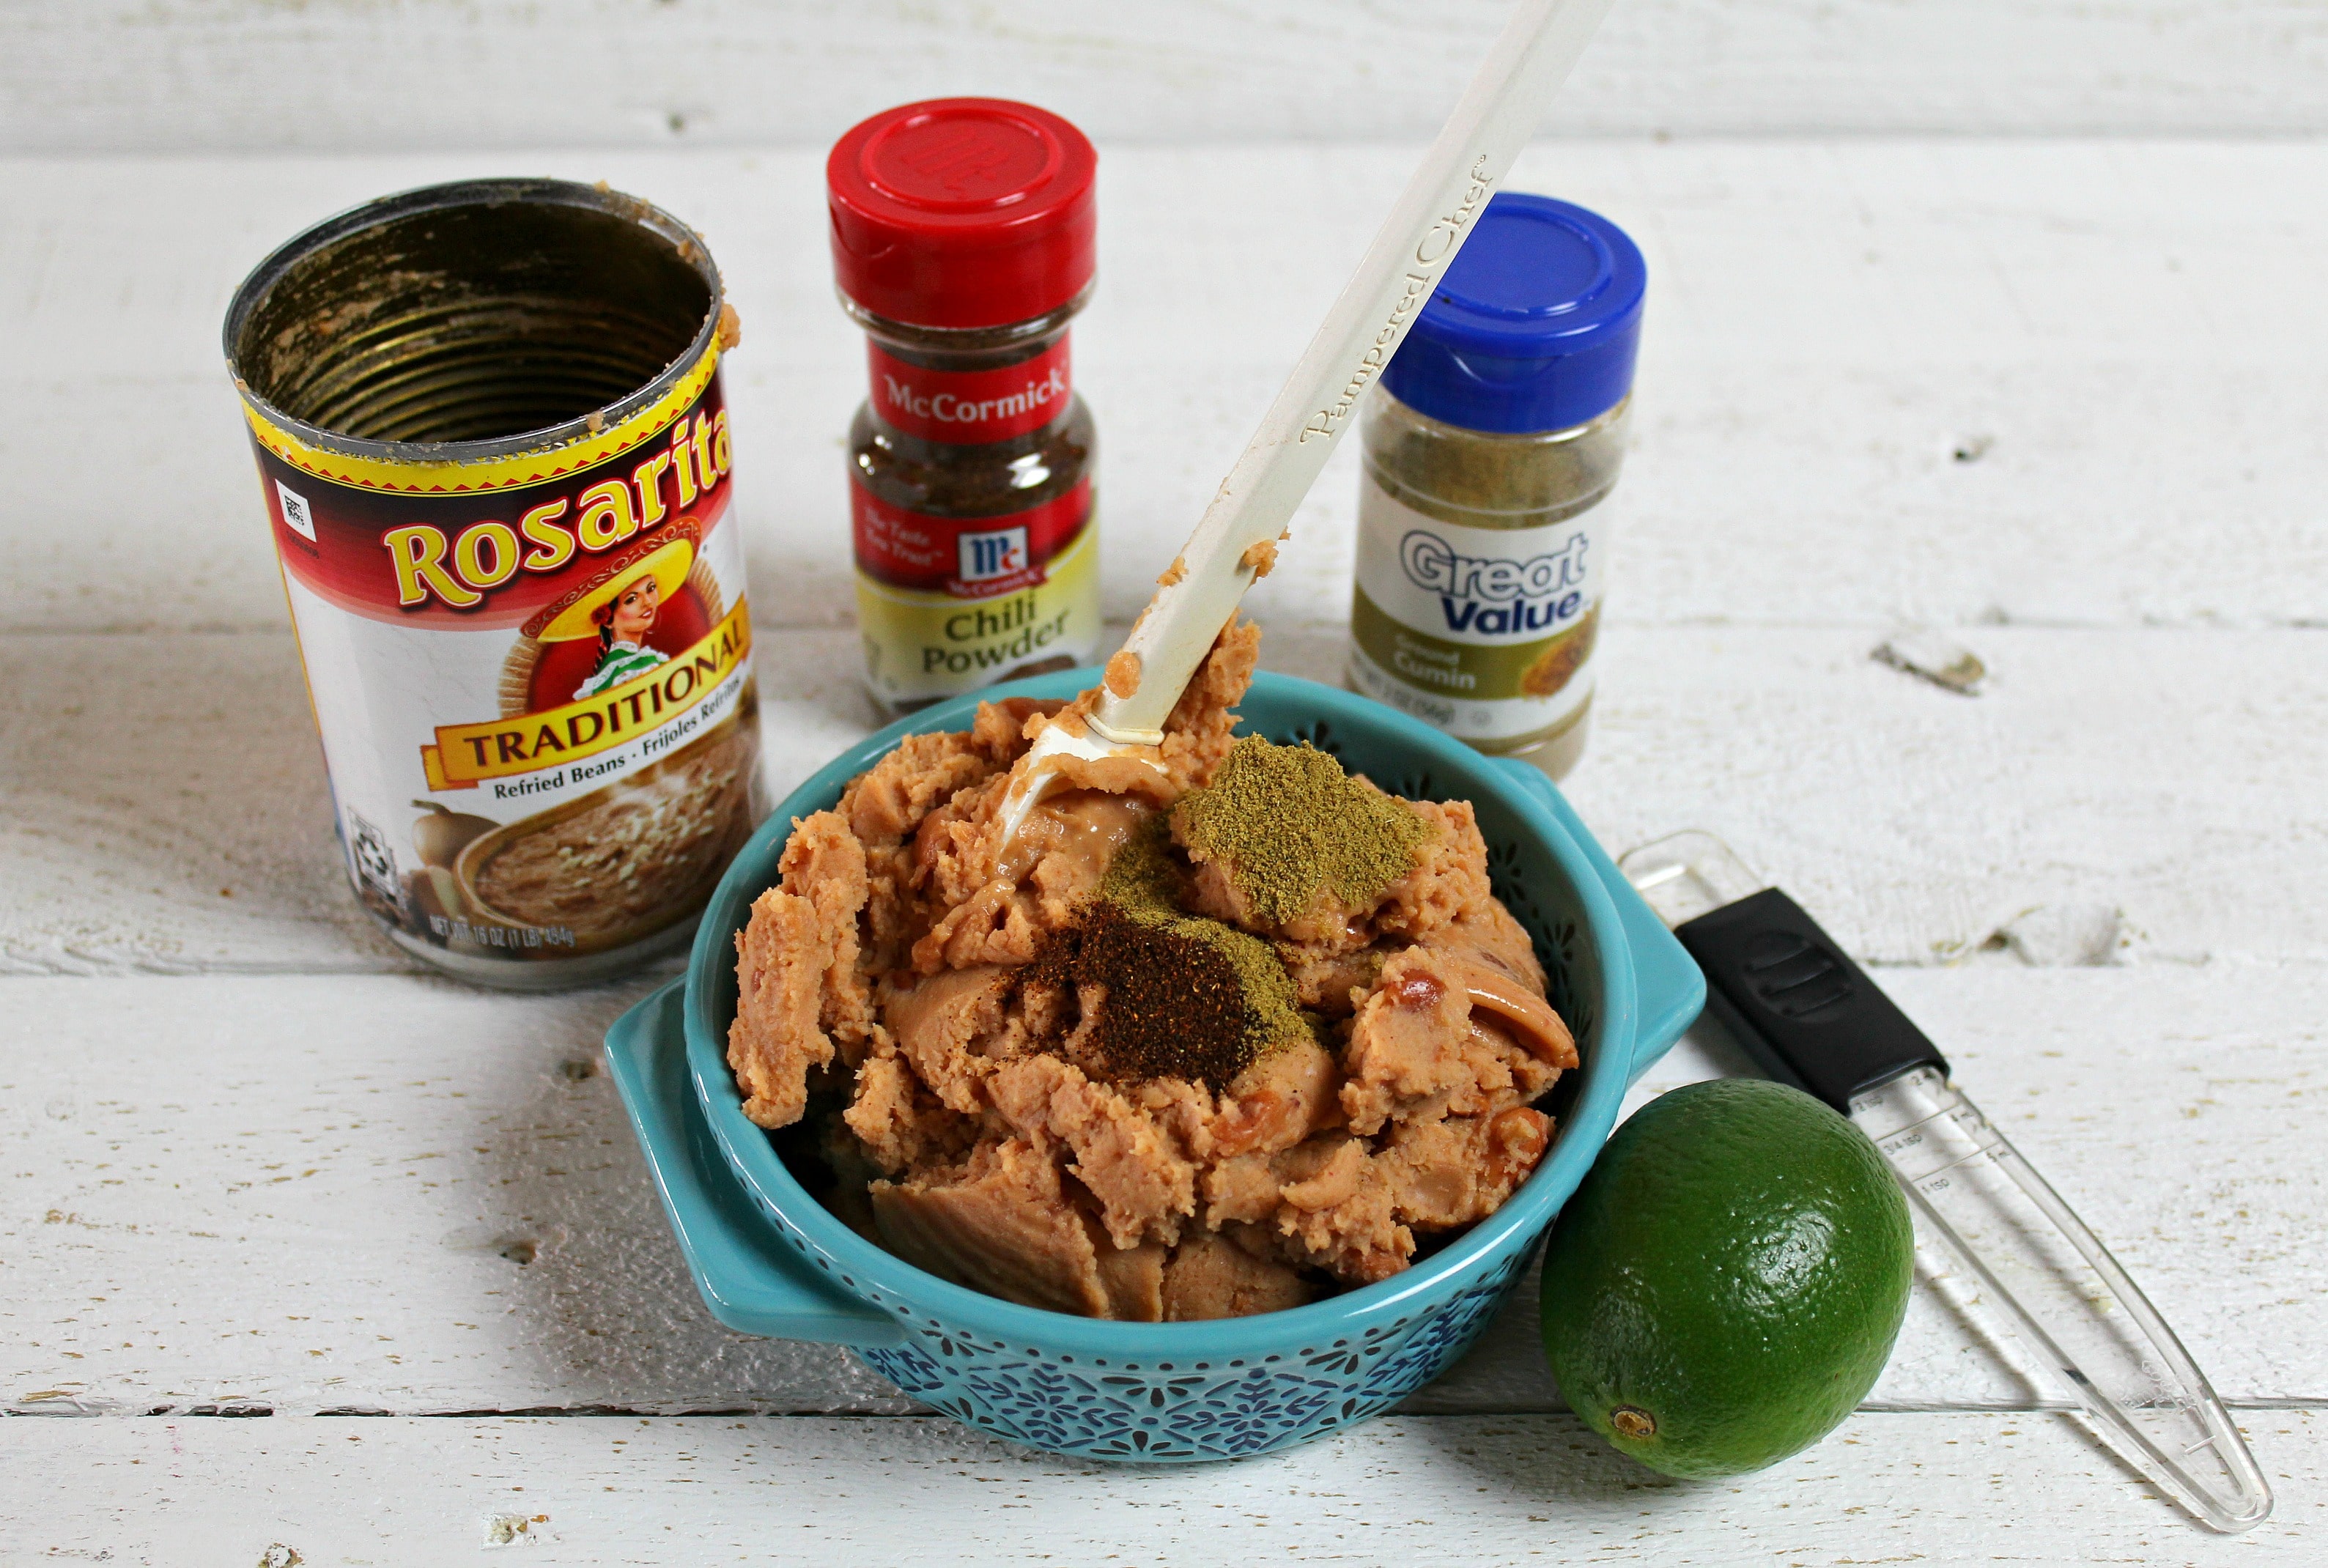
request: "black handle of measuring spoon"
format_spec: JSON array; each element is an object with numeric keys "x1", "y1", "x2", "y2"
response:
[{"x1": 1673, "y1": 887, "x2": 1948, "y2": 1112}]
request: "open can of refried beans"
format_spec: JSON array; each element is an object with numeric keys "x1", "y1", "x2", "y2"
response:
[{"x1": 224, "y1": 179, "x2": 767, "y2": 988}]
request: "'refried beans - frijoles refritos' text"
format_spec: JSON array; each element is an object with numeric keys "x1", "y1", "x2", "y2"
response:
[{"x1": 725, "y1": 622, "x2": 1577, "y2": 1320}]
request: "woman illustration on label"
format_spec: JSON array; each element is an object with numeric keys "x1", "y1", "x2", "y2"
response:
[
  {"x1": 501, "y1": 523, "x2": 712, "y2": 717},
  {"x1": 574, "y1": 571, "x2": 670, "y2": 699}
]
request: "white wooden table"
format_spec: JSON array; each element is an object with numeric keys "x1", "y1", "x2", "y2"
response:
[{"x1": 4, "y1": 37, "x2": 2325, "y2": 1559}]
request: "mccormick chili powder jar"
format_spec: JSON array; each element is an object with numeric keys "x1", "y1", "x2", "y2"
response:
[{"x1": 829, "y1": 97, "x2": 1101, "y2": 711}]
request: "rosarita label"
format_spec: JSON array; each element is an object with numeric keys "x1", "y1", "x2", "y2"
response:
[{"x1": 243, "y1": 346, "x2": 764, "y2": 963}]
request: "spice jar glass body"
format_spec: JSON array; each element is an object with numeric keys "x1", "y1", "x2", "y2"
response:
[
  {"x1": 847, "y1": 294, "x2": 1099, "y2": 714},
  {"x1": 1351, "y1": 389, "x2": 1628, "y2": 778}
]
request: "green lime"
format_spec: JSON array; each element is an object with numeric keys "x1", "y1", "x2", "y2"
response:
[{"x1": 1540, "y1": 1077, "x2": 1913, "y2": 1478}]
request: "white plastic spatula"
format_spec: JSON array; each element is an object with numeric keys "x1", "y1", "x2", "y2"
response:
[{"x1": 999, "y1": 0, "x2": 1619, "y2": 837}]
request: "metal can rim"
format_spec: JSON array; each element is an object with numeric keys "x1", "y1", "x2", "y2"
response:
[{"x1": 221, "y1": 177, "x2": 725, "y2": 468}]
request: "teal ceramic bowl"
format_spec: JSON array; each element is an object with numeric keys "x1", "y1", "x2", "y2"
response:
[{"x1": 607, "y1": 668, "x2": 1702, "y2": 1460}]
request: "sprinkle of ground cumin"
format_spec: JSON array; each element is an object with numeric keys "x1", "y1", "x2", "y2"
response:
[
  {"x1": 1030, "y1": 818, "x2": 1311, "y2": 1085},
  {"x1": 1098, "y1": 814, "x2": 1184, "y2": 912},
  {"x1": 1172, "y1": 736, "x2": 1432, "y2": 926}
]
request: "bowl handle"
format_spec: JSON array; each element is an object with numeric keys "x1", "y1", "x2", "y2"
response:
[
  {"x1": 1488, "y1": 759, "x2": 1706, "y2": 1085},
  {"x1": 605, "y1": 980, "x2": 904, "y2": 1347}
]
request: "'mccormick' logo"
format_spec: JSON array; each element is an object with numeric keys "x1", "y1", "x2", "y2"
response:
[
  {"x1": 958, "y1": 525, "x2": 1028, "y2": 583},
  {"x1": 383, "y1": 410, "x2": 733, "y2": 610},
  {"x1": 865, "y1": 336, "x2": 1072, "y2": 445},
  {"x1": 852, "y1": 478, "x2": 1088, "y2": 602},
  {"x1": 879, "y1": 365, "x2": 1066, "y2": 431}
]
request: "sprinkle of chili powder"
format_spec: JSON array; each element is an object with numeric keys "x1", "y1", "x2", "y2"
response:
[{"x1": 1029, "y1": 817, "x2": 1312, "y2": 1086}]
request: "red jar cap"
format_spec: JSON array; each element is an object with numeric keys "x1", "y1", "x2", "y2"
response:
[{"x1": 828, "y1": 97, "x2": 1098, "y2": 330}]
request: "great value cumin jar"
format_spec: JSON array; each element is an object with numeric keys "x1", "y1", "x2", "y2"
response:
[
  {"x1": 1348, "y1": 193, "x2": 1646, "y2": 781},
  {"x1": 223, "y1": 179, "x2": 766, "y2": 988}
]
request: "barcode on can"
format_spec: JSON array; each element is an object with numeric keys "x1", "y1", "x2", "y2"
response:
[{"x1": 276, "y1": 480, "x2": 317, "y2": 542}]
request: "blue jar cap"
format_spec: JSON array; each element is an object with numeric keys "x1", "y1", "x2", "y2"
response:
[{"x1": 1383, "y1": 193, "x2": 1646, "y2": 434}]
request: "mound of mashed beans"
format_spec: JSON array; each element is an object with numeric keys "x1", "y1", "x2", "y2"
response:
[{"x1": 726, "y1": 621, "x2": 1577, "y2": 1320}]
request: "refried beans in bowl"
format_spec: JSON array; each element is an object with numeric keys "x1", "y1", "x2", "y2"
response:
[{"x1": 724, "y1": 621, "x2": 1578, "y2": 1320}]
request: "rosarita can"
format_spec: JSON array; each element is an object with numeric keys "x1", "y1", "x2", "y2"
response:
[{"x1": 224, "y1": 179, "x2": 766, "y2": 988}]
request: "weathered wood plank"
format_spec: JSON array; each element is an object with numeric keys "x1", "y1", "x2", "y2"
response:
[
  {"x1": 0, "y1": 973, "x2": 913, "y2": 1419},
  {"x1": 3, "y1": 966, "x2": 2317, "y2": 1416},
  {"x1": 1, "y1": 142, "x2": 2321, "y2": 637},
  {"x1": 3, "y1": 1410, "x2": 2319, "y2": 1564},
  {"x1": 4, "y1": 0, "x2": 2324, "y2": 152},
  {"x1": 4, "y1": 621, "x2": 2322, "y2": 976}
]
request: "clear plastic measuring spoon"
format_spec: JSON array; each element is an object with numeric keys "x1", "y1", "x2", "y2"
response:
[{"x1": 1617, "y1": 830, "x2": 2272, "y2": 1533}]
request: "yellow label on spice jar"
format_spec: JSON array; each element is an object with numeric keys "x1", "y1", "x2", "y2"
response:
[{"x1": 854, "y1": 514, "x2": 1101, "y2": 705}]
